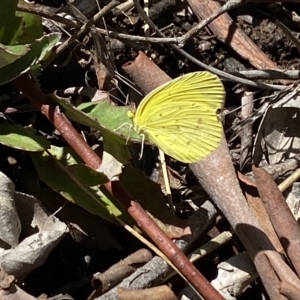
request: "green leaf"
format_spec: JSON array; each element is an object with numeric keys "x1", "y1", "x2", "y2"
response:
[
  {"x1": 0, "y1": 0, "x2": 42, "y2": 45},
  {"x1": 78, "y1": 101, "x2": 141, "y2": 140},
  {"x1": 0, "y1": 33, "x2": 61, "y2": 85},
  {"x1": 52, "y1": 94, "x2": 140, "y2": 141},
  {"x1": 67, "y1": 164, "x2": 108, "y2": 186},
  {"x1": 50, "y1": 94, "x2": 140, "y2": 164},
  {"x1": 31, "y1": 145, "x2": 184, "y2": 230},
  {"x1": 31, "y1": 146, "x2": 129, "y2": 223},
  {"x1": 0, "y1": 124, "x2": 50, "y2": 151},
  {"x1": 0, "y1": 44, "x2": 29, "y2": 68},
  {"x1": 10, "y1": 11, "x2": 43, "y2": 45},
  {"x1": 0, "y1": 0, "x2": 20, "y2": 44}
]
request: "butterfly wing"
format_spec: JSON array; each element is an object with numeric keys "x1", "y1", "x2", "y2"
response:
[{"x1": 133, "y1": 72, "x2": 225, "y2": 163}]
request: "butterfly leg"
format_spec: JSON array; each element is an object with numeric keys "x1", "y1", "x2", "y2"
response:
[
  {"x1": 139, "y1": 133, "x2": 145, "y2": 160},
  {"x1": 113, "y1": 122, "x2": 132, "y2": 133}
]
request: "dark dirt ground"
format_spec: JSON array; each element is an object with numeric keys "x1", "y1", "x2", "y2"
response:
[{"x1": 2, "y1": 1, "x2": 300, "y2": 300}]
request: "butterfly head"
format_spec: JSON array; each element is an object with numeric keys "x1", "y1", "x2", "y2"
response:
[{"x1": 128, "y1": 109, "x2": 142, "y2": 133}]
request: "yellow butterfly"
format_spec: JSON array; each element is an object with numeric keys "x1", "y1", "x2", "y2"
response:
[{"x1": 130, "y1": 71, "x2": 225, "y2": 163}]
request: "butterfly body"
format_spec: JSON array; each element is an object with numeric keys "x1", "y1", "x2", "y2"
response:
[{"x1": 132, "y1": 72, "x2": 225, "y2": 163}]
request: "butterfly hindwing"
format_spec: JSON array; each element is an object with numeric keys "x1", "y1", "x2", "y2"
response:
[{"x1": 132, "y1": 72, "x2": 225, "y2": 163}]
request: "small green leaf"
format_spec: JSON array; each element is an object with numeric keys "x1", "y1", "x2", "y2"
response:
[
  {"x1": 52, "y1": 94, "x2": 140, "y2": 140},
  {"x1": 78, "y1": 101, "x2": 140, "y2": 140},
  {"x1": 10, "y1": 11, "x2": 43, "y2": 45},
  {"x1": 0, "y1": 44, "x2": 29, "y2": 68},
  {"x1": 0, "y1": 124, "x2": 50, "y2": 151},
  {"x1": 50, "y1": 95, "x2": 137, "y2": 164}
]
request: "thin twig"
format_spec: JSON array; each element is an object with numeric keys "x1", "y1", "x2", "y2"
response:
[
  {"x1": 133, "y1": 0, "x2": 285, "y2": 90},
  {"x1": 52, "y1": 0, "x2": 122, "y2": 62},
  {"x1": 97, "y1": 28, "x2": 178, "y2": 43},
  {"x1": 179, "y1": 0, "x2": 245, "y2": 45},
  {"x1": 17, "y1": 2, "x2": 80, "y2": 28},
  {"x1": 230, "y1": 69, "x2": 300, "y2": 80},
  {"x1": 163, "y1": 231, "x2": 233, "y2": 282},
  {"x1": 278, "y1": 168, "x2": 300, "y2": 192},
  {"x1": 173, "y1": 47, "x2": 285, "y2": 90}
]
